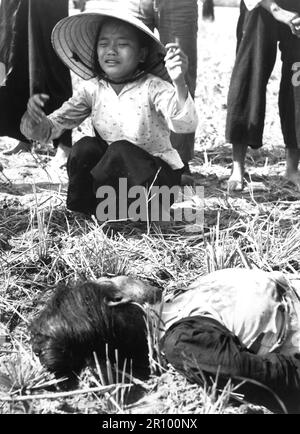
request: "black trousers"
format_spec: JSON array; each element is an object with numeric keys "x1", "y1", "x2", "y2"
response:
[
  {"x1": 162, "y1": 315, "x2": 300, "y2": 413},
  {"x1": 66, "y1": 136, "x2": 182, "y2": 216},
  {"x1": 0, "y1": 0, "x2": 72, "y2": 147},
  {"x1": 225, "y1": 1, "x2": 300, "y2": 149}
]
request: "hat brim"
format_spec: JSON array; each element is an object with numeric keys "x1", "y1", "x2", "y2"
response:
[{"x1": 51, "y1": 10, "x2": 169, "y2": 81}]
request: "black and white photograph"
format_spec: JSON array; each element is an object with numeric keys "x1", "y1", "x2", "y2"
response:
[{"x1": 1, "y1": 0, "x2": 300, "y2": 416}]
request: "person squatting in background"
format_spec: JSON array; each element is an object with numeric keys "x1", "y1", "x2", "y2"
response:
[
  {"x1": 0, "y1": 0, "x2": 72, "y2": 167},
  {"x1": 20, "y1": 7, "x2": 198, "y2": 218},
  {"x1": 226, "y1": 0, "x2": 300, "y2": 191}
]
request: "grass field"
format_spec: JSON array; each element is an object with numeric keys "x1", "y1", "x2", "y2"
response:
[{"x1": 0, "y1": 5, "x2": 300, "y2": 414}]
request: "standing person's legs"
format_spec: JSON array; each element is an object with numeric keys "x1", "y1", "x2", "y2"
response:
[
  {"x1": 84, "y1": 0, "x2": 156, "y2": 29},
  {"x1": 202, "y1": 0, "x2": 215, "y2": 22},
  {"x1": 127, "y1": 0, "x2": 156, "y2": 30},
  {"x1": 157, "y1": 0, "x2": 198, "y2": 171},
  {"x1": 1, "y1": 0, "x2": 72, "y2": 161},
  {"x1": 0, "y1": 0, "x2": 35, "y2": 156},
  {"x1": 0, "y1": 0, "x2": 31, "y2": 150},
  {"x1": 162, "y1": 316, "x2": 300, "y2": 413},
  {"x1": 30, "y1": 0, "x2": 72, "y2": 167},
  {"x1": 226, "y1": 3, "x2": 278, "y2": 191},
  {"x1": 278, "y1": 24, "x2": 300, "y2": 189}
]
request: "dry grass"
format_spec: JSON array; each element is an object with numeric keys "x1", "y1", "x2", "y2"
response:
[{"x1": 0, "y1": 5, "x2": 299, "y2": 414}]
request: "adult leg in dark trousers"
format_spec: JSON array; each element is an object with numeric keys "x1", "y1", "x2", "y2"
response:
[
  {"x1": 163, "y1": 316, "x2": 300, "y2": 413},
  {"x1": 278, "y1": 19, "x2": 300, "y2": 188},
  {"x1": 202, "y1": 0, "x2": 215, "y2": 22},
  {"x1": 225, "y1": 3, "x2": 278, "y2": 191},
  {"x1": 0, "y1": 0, "x2": 72, "y2": 163}
]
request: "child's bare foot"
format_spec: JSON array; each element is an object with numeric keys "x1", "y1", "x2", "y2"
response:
[
  {"x1": 285, "y1": 171, "x2": 300, "y2": 190},
  {"x1": 49, "y1": 144, "x2": 71, "y2": 169},
  {"x1": 3, "y1": 141, "x2": 32, "y2": 155}
]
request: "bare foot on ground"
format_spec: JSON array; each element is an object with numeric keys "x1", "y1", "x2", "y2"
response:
[{"x1": 227, "y1": 173, "x2": 244, "y2": 192}]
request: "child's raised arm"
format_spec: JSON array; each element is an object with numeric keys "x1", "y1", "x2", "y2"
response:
[{"x1": 164, "y1": 42, "x2": 189, "y2": 111}]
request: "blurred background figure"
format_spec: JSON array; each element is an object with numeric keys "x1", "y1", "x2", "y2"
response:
[{"x1": 0, "y1": 0, "x2": 72, "y2": 167}]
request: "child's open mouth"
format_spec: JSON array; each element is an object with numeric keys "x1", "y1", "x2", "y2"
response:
[{"x1": 105, "y1": 59, "x2": 119, "y2": 65}]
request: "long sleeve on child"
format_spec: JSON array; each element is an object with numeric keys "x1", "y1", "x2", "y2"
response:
[
  {"x1": 149, "y1": 77, "x2": 198, "y2": 134},
  {"x1": 20, "y1": 82, "x2": 93, "y2": 143},
  {"x1": 20, "y1": 75, "x2": 198, "y2": 169}
]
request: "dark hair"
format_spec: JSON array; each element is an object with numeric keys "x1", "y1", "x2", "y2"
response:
[
  {"x1": 92, "y1": 18, "x2": 152, "y2": 80},
  {"x1": 30, "y1": 280, "x2": 151, "y2": 384}
]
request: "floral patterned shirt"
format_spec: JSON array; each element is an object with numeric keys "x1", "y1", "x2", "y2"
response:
[{"x1": 21, "y1": 74, "x2": 198, "y2": 169}]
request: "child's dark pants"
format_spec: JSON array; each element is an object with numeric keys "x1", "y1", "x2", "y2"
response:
[{"x1": 66, "y1": 136, "x2": 182, "y2": 216}]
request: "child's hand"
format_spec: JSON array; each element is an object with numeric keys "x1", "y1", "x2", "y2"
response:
[
  {"x1": 164, "y1": 43, "x2": 188, "y2": 84},
  {"x1": 27, "y1": 94, "x2": 50, "y2": 123},
  {"x1": 290, "y1": 16, "x2": 300, "y2": 38}
]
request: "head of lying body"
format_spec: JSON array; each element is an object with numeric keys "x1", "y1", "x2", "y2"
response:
[{"x1": 30, "y1": 276, "x2": 162, "y2": 387}]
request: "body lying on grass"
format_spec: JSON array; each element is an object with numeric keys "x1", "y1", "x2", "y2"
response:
[{"x1": 30, "y1": 268, "x2": 300, "y2": 413}]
